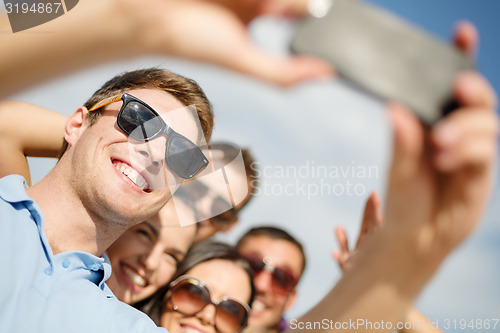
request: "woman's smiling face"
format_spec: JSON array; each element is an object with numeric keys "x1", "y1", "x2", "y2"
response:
[
  {"x1": 106, "y1": 201, "x2": 197, "y2": 304},
  {"x1": 160, "y1": 259, "x2": 252, "y2": 333}
]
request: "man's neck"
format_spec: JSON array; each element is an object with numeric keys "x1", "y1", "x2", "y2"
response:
[{"x1": 25, "y1": 169, "x2": 122, "y2": 257}]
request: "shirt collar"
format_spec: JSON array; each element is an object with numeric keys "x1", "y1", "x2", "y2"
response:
[
  {"x1": 0, "y1": 175, "x2": 31, "y2": 203},
  {"x1": 0, "y1": 175, "x2": 112, "y2": 289}
]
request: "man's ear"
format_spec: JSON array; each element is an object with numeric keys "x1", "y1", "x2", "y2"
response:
[
  {"x1": 64, "y1": 107, "x2": 89, "y2": 146},
  {"x1": 284, "y1": 288, "x2": 297, "y2": 312},
  {"x1": 221, "y1": 217, "x2": 239, "y2": 233}
]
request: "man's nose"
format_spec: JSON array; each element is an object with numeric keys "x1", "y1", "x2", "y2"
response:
[
  {"x1": 253, "y1": 270, "x2": 274, "y2": 294},
  {"x1": 134, "y1": 136, "x2": 167, "y2": 171}
]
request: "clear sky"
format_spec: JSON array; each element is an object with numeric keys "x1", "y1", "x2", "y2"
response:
[
  {"x1": 369, "y1": 0, "x2": 500, "y2": 100},
  {"x1": 11, "y1": 1, "x2": 500, "y2": 332}
]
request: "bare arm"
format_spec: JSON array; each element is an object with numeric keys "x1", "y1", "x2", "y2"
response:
[
  {"x1": 401, "y1": 308, "x2": 442, "y2": 333},
  {"x1": 285, "y1": 23, "x2": 498, "y2": 333},
  {"x1": 0, "y1": 0, "x2": 332, "y2": 99},
  {"x1": 334, "y1": 192, "x2": 444, "y2": 333},
  {"x1": 0, "y1": 101, "x2": 66, "y2": 185}
]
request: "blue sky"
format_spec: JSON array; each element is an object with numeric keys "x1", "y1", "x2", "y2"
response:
[
  {"x1": 368, "y1": 0, "x2": 500, "y2": 99},
  {"x1": 11, "y1": 1, "x2": 500, "y2": 332}
]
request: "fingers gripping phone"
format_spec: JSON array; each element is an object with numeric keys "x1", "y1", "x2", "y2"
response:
[{"x1": 291, "y1": 0, "x2": 474, "y2": 124}]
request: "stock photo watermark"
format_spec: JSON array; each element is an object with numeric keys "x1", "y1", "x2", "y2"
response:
[
  {"x1": 289, "y1": 318, "x2": 499, "y2": 331},
  {"x1": 3, "y1": 0, "x2": 79, "y2": 32},
  {"x1": 250, "y1": 161, "x2": 379, "y2": 200}
]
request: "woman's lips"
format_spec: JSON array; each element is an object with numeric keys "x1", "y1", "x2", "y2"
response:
[{"x1": 180, "y1": 323, "x2": 208, "y2": 333}]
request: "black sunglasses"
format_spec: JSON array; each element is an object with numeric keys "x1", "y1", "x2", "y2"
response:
[
  {"x1": 243, "y1": 255, "x2": 297, "y2": 295},
  {"x1": 167, "y1": 275, "x2": 250, "y2": 333},
  {"x1": 88, "y1": 93, "x2": 208, "y2": 180}
]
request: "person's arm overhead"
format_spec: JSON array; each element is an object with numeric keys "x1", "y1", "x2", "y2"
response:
[
  {"x1": 0, "y1": 101, "x2": 66, "y2": 185},
  {"x1": 0, "y1": 0, "x2": 332, "y2": 99}
]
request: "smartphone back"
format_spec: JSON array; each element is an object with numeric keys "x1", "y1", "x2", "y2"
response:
[{"x1": 291, "y1": 0, "x2": 474, "y2": 124}]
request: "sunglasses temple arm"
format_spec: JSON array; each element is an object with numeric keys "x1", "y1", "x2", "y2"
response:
[
  {"x1": 180, "y1": 166, "x2": 207, "y2": 184},
  {"x1": 88, "y1": 95, "x2": 123, "y2": 112}
]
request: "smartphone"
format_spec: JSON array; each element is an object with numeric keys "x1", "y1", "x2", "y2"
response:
[{"x1": 291, "y1": 0, "x2": 474, "y2": 124}]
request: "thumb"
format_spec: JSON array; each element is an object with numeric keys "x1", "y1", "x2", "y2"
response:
[{"x1": 386, "y1": 103, "x2": 426, "y2": 189}]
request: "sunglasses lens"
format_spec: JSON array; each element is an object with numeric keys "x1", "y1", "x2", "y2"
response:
[
  {"x1": 171, "y1": 282, "x2": 209, "y2": 315},
  {"x1": 244, "y1": 255, "x2": 296, "y2": 295},
  {"x1": 216, "y1": 300, "x2": 248, "y2": 333},
  {"x1": 245, "y1": 256, "x2": 266, "y2": 274},
  {"x1": 118, "y1": 102, "x2": 163, "y2": 140},
  {"x1": 167, "y1": 135, "x2": 207, "y2": 179},
  {"x1": 272, "y1": 268, "x2": 296, "y2": 294},
  {"x1": 117, "y1": 95, "x2": 207, "y2": 180},
  {"x1": 170, "y1": 279, "x2": 248, "y2": 333}
]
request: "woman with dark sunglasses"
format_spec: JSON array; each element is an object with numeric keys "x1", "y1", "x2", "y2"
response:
[{"x1": 135, "y1": 241, "x2": 256, "y2": 333}]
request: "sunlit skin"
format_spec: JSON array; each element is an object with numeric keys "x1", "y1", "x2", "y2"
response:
[
  {"x1": 61, "y1": 89, "x2": 201, "y2": 232},
  {"x1": 205, "y1": 0, "x2": 310, "y2": 25},
  {"x1": 23, "y1": 88, "x2": 203, "y2": 256},
  {"x1": 238, "y1": 236, "x2": 304, "y2": 331},
  {"x1": 160, "y1": 259, "x2": 252, "y2": 333},
  {"x1": 106, "y1": 200, "x2": 197, "y2": 304}
]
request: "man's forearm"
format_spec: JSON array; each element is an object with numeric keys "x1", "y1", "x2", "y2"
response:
[
  {"x1": 287, "y1": 229, "x2": 445, "y2": 333},
  {"x1": 0, "y1": 0, "x2": 140, "y2": 99}
]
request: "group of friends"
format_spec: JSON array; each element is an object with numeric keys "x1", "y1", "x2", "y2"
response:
[{"x1": 1, "y1": 0, "x2": 498, "y2": 332}]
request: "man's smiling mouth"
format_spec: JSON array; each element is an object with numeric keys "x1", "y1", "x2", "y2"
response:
[
  {"x1": 112, "y1": 160, "x2": 150, "y2": 192},
  {"x1": 251, "y1": 299, "x2": 267, "y2": 312}
]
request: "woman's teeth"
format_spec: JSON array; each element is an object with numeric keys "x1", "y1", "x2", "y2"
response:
[{"x1": 122, "y1": 265, "x2": 147, "y2": 287}]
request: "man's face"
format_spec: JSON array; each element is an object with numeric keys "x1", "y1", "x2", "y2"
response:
[
  {"x1": 238, "y1": 235, "x2": 304, "y2": 330},
  {"x1": 66, "y1": 88, "x2": 200, "y2": 229}
]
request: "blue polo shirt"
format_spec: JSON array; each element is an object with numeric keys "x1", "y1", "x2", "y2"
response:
[{"x1": 0, "y1": 175, "x2": 166, "y2": 333}]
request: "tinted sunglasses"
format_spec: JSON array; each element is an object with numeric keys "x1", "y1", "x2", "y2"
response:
[
  {"x1": 88, "y1": 93, "x2": 208, "y2": 180},
  {"x1": 243, "y1": 255, "x2": 297, "y2": 295},
  {"x1": 167, "y1": 275, "x2": 250, "y2": 333}
]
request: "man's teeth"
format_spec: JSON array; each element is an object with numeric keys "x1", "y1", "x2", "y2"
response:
[
  {"x1": 122, "y1": 265, "x2": 147, "y2": 287},
  {"x1": 113, "y1": 161, "x2": 148, "y2": 191},
  {"x1": 252, "y1": 300, "x2": 266, "y2": 311}
]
